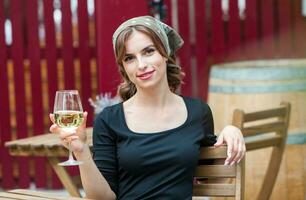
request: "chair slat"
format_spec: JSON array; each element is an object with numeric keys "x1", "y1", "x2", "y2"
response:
[
  {"x1": 246, "y1": 135, "x2": 282, "y2": 151},
  {"x1": 242, "y1": 122, "x2": 286, "y2": 136},
  {"x1": 243, "y1": 107, "x2": 287, "y2": 122},
  {"x1": 194, "y1": 165, "x2": 236, "y2": 178},
  {"x1": 199, "y1": 146, "x2": 227, "y2": 159},
  {"x1": 193, "y1": 184, "x2": 236, "y2": 196}
]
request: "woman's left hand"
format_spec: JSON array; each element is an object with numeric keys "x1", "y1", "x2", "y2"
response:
[{"x1": 214, "y1": 125, "x2": 246, "y2": 165}]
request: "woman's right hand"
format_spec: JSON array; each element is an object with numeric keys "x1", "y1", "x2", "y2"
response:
[{"x1": 49, "y1": 111, "x2": 88, "y2": 153}]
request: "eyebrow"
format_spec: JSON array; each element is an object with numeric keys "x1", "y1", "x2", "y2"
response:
[{"x1": 125, "y1": 44, "x2": 155, "y2": 56}]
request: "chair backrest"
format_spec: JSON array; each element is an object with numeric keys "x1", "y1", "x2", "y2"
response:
[
  {"x1": 232, "y1": 102, "x2": 291, "y2": 200},
  {"x1": 193, "y1": 146, "x2": 245, "y2": 200}
]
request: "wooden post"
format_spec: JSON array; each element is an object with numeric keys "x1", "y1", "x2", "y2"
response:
[
  {"x1": 10, "y1": 0, "x2": 30, "y2": 188},
  {"x1": 0, "y1": 0, "x2": 14, "y2": 188},
  {"x1": 25, "y1": 0, "x2": 47, "y2": 188}
]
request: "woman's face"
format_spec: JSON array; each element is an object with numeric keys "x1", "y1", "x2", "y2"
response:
[{"x1": 122, "y1": 30, "x2": 168, "y2": 91}]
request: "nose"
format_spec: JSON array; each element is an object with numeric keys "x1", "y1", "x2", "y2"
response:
[{"x1": 137, "y1": 56, "x2": 147, "y2": 70}]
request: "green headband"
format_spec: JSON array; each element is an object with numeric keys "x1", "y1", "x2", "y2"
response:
[{"x1": 112, "y1": 16, "x2": 184, "y2": 56}]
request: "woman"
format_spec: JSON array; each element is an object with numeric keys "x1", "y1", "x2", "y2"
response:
[{"x1": 50, "y1": 16, "x2": 245, "y2": 200}]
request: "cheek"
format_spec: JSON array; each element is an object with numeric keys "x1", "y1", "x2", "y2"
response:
[
  {"x1": 150, "y1": 55, "x2": 167, "y2": 68},
  {"x1": 123, "y1": 65, "x2": 135, "y2": 80}
]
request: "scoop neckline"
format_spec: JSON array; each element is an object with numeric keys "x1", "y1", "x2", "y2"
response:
[{"x1": 120, "y1": 96, "x2": 190, "y2": 135}]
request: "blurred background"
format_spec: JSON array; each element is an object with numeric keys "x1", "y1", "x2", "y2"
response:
[{"x1": 0, "y1": 0, "x2": 305, "y2": 199}]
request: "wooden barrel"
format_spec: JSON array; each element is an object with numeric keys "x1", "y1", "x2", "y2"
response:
[{"x1": 207, "y1": 59, "x2": 306, "y2": 200}]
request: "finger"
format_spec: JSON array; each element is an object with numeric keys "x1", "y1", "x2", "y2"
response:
[
  {"x1": 214, "y1": 134, "x2": 224, "y2": 147},
  {"x1": 63, "y1": 135, "x2": 79, "y2": 142},
  {"x1": 69, "y1": 135, "x2": 79, "y2": 140},
  {"x1": 49, "y1": 113, "x2": 55, "y2": 124},
  {"x1": 50, "y1": 124, "x2": 60, "y2": 133},
  {"x1": 60, "y1": 140, "x2": 68, "y2": 148},
  {"x1": 224, "y1": 138, "x2": 234, "y2": 165},
  {"x1": 59, "y1": 129, "x2": 77, "y2": 140},
  {"x1": 230, "y1": 140, "x2": 243, "y2": 165},
  {"x1": 228, "y1": 137, "x2": 240, "y2": 165},
  {"x1": 237, "y1": 143, "x2": 246, "y2": 163},
  {"x1": 80, "y1": 111, "x2": 88, "y2": 128}
]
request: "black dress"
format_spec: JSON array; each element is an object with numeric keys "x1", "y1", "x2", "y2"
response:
[{"x1": 92, "y1": 96, "x2": 216, "y2": 200}]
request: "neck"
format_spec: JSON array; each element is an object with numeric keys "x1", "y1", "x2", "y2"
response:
[{"x1": 132, "y1": 86, "x2": 175, "y2": 108}]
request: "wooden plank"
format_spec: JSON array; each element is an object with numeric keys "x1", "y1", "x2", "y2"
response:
[
  {"x1": 277, "y1": 0, "x2": 294, "y2": 57},
  {"x1": 194, "y1": 0, "x2": 209, "y2": 100},
  {"x1": 177, "y1": 0, "x2": 192, "y2": 96},
  {"x1": 193, "y1": 184, "x2": 235, "y2": 196},
  {"x1": 61, "y1": 0, "x2": 75, "y2": 89},
  {"x1": 77, "y1": 0, "x2": 93, "y2": 123},
  {"x1": 244, "y1": 0, "x2": 259, "y2": 59},
  {"x1": 227, "y1": 0, "x2": 242, "y2": 61},
  {"x1": 43, "y1": 5, "x2": 58, "y2": 188},
  {"x1": 236, "y1": 156, "x2": 245, "y2": 200},
  {"x1": 43, "y1": 0, "x2": 58, "y2": 108},
  {"x1": 5, "y1": 134, "x2": 60, "y2": 147},
  {"x1": 8, "y1": 146, "x2": 68, "y2": 157},
  {"x1": 95, "y1": 0, "x2": 148, "y2": 94},
  {"x1": 10, "y1": 0, "x2": 30, "y2": 188},
  {"x1": 5, "y1": 128, "x2": 93, "y2": 147},
  {"x1": 242, "y1": 122, "x2": 286, "y2": 136},
  {"x1": 163, "y1": 0, "x2": 172, "y2": 26},
  {"x1": 55, "y1": 0, "x2": 76, "y2": 189},
  {"x1": 293, "y1": 0, "x2": 306, "y2": 57},
  {"x1": 25, "y1": 0, "x2": 46, "y2": 188},
  {"x1": 9, "y1": 189, "x2": 89, "y2": 200},
  {"x1": 199, "y1": 146, "x2": 227, "y2": 159},
  {"x1": 0, "y1": 192, "x2": 48, "y2": 200},
  {"x1": 211, "y1": 0, "x2": 225, "y2": 63},
  {"x1": 243, "y1": 107, "x2": 287, "y2": 122},
  {"x1": 260, "y1": 0, "x2": 275, "y2": 58},
  {"x1": 0, "y1": 0, "x2": 14, "y2": 188},
  {"x1": 246, "y1": 135, "x2": 282, "y2": 151},
  {"x1": 194, "y1": 165, "x2": 236, "y2": 178}
]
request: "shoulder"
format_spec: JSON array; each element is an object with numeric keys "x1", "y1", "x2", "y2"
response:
[
  {"x1": 95, "y1": 102, "x2": 122, "y2": 124},
  {"x1": 93, "y1": 103, "x2": 122, "y2": 137},
  {"x1": 182, "y1": 96, "x2": 211, "y2": 113}
]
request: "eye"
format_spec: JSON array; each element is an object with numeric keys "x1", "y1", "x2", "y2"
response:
[
  {"x1": 144, "y1": 48, "x2": 155, "y2": 55},
  {"x1": 123, "y1": 55, "x2": 134, "y2": 62}
]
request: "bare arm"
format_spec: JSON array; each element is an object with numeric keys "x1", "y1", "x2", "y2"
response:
[
  {"x1": 74, "y1": 145, "x2": 116, "y2": 200},
  {"x1": 49, "y1": 112, "x2": 116, "y2": 200}
]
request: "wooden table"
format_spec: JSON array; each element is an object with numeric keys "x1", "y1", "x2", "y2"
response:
[
  {"x1": 0, "y1": 189, "x2": 91, "y2": 199},
  {"x1": 4, "y1": 128, "x2": 93, "y2": 197}
]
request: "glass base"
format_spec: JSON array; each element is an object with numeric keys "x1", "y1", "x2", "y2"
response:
[{"x1": 58, "y1": 159, "x2": 83, "y2": 166}]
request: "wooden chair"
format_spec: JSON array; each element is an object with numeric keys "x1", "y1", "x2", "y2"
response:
[
  {"x1": 193, "y1": 146, "x2": 245, "y2": 200},
  {"x1": 232, "y1": 102, "x2": 291, "y2": 200}
]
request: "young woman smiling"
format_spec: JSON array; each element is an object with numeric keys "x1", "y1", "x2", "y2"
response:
[{"x1": 50, "y1": 16, "x2": 245, "y2": 200}]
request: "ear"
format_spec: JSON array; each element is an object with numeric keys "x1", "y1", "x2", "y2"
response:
[{"x1": 164, "y1": 57, "x2": 168, "y2": 62}]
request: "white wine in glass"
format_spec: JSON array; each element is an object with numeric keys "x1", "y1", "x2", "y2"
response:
[{"x1": 54, "y1": 90, "x2": 84, "y2": 166}]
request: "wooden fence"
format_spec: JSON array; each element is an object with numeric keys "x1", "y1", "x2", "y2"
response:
[
  {"x1": 0, "y1": 0, "x2": 97, "y2": 189},
  {"x1": 0, "y1": 0, "x2": 306, "y2": 192}
]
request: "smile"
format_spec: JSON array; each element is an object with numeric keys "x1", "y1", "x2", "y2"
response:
[{"x1": 136, "y1": 70, "x2": 155, "y2": 80}]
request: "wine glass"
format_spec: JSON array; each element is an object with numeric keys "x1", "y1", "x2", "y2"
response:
[{"x1": 53, "y1": 90, "x2": 84, "y2": 166}]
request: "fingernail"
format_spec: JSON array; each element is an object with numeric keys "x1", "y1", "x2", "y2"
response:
[
  {"x1": 224, "y1": 161, "x2": 229, "y2": 165},
  {"x1": 237, "y1": 159, "x2": 241, "y2": 163}
]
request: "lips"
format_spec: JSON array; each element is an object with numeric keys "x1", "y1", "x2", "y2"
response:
[{"x1": 137, "y1": 70, "x2": 155, "y2": 80}]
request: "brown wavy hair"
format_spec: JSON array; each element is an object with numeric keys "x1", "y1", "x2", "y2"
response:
[{"x1": 114, "y1": 25, "x2": 185, "y2": 101}]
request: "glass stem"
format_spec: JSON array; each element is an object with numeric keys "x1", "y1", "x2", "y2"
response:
[{"x1": 68, "y1": 141, "x2": 74, "y2": 161}]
